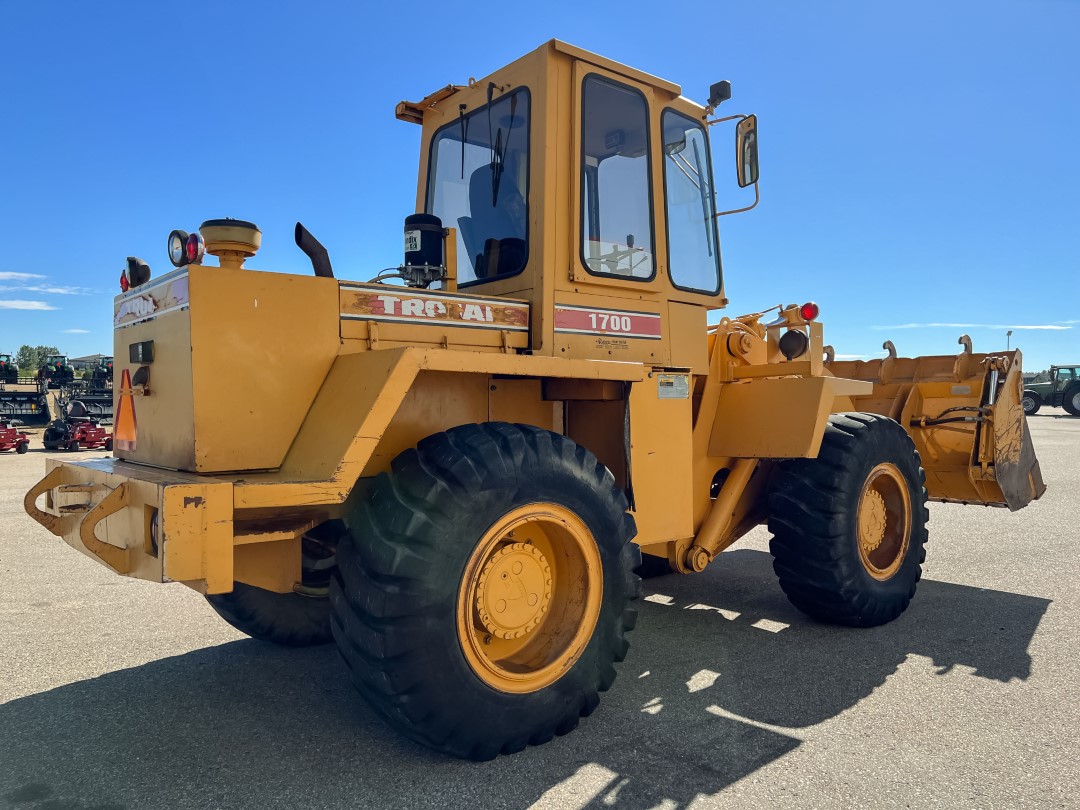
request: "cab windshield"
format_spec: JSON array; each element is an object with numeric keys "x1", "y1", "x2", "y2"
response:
[
  {"x1": 661, "y1": 109, "x2": 721, "y2": 294},
  {"x1": 426, "y1": 88, "x2": 530, "y2": 286}
]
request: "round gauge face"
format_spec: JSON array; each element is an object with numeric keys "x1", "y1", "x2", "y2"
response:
[{"x1": 168, "y1": 230, "x2": 188, "y2": 266}]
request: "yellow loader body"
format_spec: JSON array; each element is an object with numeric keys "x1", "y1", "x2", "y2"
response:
[{"x1": 20, "y1": 38, "x2": 1045, "y2": 761}]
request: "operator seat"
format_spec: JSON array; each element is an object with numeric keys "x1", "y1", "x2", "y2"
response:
[
  {"x1": 66, "y1": 401, "x2": 91, "y2": 423},
  {"x1": 457, "y1": 164, "x2": 527, "y2": 279}
]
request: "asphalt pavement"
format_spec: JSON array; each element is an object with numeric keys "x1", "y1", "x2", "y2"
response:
[{"x1": 1, "y1": 411, "x2": 1077, "y2": 809}]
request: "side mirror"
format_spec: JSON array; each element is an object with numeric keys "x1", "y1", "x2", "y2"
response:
[{"x1": 736, "y1": 114, "x2": 759, "y2": 188}]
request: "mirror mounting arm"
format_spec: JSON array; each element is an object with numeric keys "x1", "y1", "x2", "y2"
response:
[
  {"x1": 710, "y1": 111, "x2": 760, "y2": 214},
  {"x1": 715, "y1": 181, "x2": 759, "y2": 217},
  {"x1": 705, "y1": 113, "x2": 748, "y2": 127}
]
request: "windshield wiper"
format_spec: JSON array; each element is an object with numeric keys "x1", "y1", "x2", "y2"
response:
[
  {"x1": 458, "y1": 104, "x2": 469, "y2": 179},
  {"x1": 691, "y1": 138, "x2": 713, "y2": 256},
  {"x1": 487, "y1": 85, "x2": 518, "y2": 205}
]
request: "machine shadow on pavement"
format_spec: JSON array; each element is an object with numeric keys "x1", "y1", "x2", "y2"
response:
[{"x1": 0, "y1": 550, "x2": 1050, "y2": 810}]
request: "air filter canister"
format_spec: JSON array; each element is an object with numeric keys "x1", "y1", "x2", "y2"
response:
[{"x1": 404, "y1": 213, "x2": 443, "y2": 268}]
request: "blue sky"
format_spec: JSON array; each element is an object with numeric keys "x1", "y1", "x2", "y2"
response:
[{"x1": 1, "y1": 1, "x2": 1077, "y2": 371}]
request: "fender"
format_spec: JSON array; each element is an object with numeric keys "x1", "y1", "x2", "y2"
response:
[{"x1": 233, "y1": 347, "x2": 644, "y2": 510}]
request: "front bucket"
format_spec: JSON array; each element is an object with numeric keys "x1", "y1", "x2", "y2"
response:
[
  {"x1": 988, "y1": 355, "x2": 1046, "y2": 510},
  {"x1": 828, "y1": 344, "x2": 1045, "y2": 511}
]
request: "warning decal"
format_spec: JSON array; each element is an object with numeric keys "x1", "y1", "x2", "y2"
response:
[
  {"x1": 114, "y1": 369, "x2": 137, "y2": 451},
  {"x1": 114, "y1": 270, "x2": 189, "y2": 329}
]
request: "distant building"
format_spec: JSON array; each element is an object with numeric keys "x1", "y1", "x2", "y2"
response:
[{"x1": 70, "y1": 354, "x2": 108, "y2": 371}]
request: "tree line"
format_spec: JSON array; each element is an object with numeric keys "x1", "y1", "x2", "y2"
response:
[{"x1": 13, "y1": 345, "x2": 61, "y2": 372}]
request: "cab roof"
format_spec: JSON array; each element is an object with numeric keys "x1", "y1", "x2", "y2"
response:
[{"x1": 396, "y1": 39, "x2": 683, "y2": 124}]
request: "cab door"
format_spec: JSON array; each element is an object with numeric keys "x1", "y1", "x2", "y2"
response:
[{"x1": 1053, "y1": 367, "x2": 1075, "y2": 403}]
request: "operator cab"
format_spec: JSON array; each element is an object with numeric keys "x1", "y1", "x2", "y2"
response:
[{"x1": 402, "y1": 40, "x2": 759, "y2": 370}]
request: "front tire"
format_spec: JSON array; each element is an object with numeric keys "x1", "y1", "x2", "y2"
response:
[
  {"x1": 16, "y1": 441, "x2": 28, "y2": 454},
  {"x1": 330, "y1": 422, "x2": 639, "y2": 760},
  {"x1": 1021, "y1": 392, "x2": 1041, "y2": 416},
  {"x1": 768, "y1": 413, "x2": 929, "y2": 627}
]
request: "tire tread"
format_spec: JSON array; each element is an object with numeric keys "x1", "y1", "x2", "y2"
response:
[
  {"x1": 331, "y1": 422, "x2": 639, "y2": 760},
  {"x1": 768, "y1": 413, "x2": 929, "y2": 627}
]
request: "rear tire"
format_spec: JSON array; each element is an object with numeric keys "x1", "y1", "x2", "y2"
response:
[
  {"x1": 330, "y1": 422, "x2": 639, "y2": 760},
  {"x1": 205, "y1": 521, "x2": 343, "y2": 646},
  {"x1": 1021, "y1": 392, "x2": 1041, "y2": 416},
  {"x1": 768, "y1": 413, "x2": 929, "y2": 627},
  {"x1": 1063, "y1": 384, "x2": 1080, "y2": 417}
]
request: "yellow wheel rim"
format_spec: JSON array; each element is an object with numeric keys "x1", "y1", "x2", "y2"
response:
[
  {"x1": 457, "y1": 503, "x2": 603, "y2": 694},
  {"x1": 856, "y1": 463, "x2": 912, "y2": 581}
]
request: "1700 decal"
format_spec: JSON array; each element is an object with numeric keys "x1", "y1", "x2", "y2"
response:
[{"x1": 554, "y1": 304, "x2": 661, "y2": 340}]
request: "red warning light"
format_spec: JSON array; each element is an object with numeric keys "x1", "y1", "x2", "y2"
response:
[
  {"x1": 800, "y1": 302, "x2": 819, "y2": 321},
  {"x1": 185, "y1": 233, "x2": 205, "y2": 264}
]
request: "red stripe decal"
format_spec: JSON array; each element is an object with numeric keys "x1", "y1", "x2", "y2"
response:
[{"x1": 554, "y1": 305, "x2": 662, "y2": 339}]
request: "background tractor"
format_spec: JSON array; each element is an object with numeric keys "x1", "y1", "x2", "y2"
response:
[
  {"x1": 38, "y1": 354, "x2": 74, "y2": 388},
  {"x1": 0, "y1": 353, "x2": 50, "y2": 426},
  {"x1": 24, "y1": 41, "x2": 1043, "y2": 761},
  {"x1": 64, "y1": 356, "x2": 115, "y2": 423},
  {"x1": 0, "y1": 354, "x2": 18, "y2": 385},
  {"x1": 90, "y1": 356, "x2": 114, "y2": 387},
  {"x1": 1023, "y1": 364, "x2": 1080, "y2": 416}
]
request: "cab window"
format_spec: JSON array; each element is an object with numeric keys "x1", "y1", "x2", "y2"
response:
[
  {"x1": 661, "y1": 109, "x2": 721, "y2": 294},
  {"x1": 426, "y1": 88, "x2": 530, "y2": 286},
  {"x1": 580, "y1": 75, "x2": 654, "y2": 280}
]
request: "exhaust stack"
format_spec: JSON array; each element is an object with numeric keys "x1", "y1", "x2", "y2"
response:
[{"x1": 295, "y1": 222, "x2": 335, "y2": 279}]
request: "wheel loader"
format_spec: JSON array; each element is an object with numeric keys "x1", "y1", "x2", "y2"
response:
[{"x1": 24, "y1": 40, "x2": 1044, "y2": 761}]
